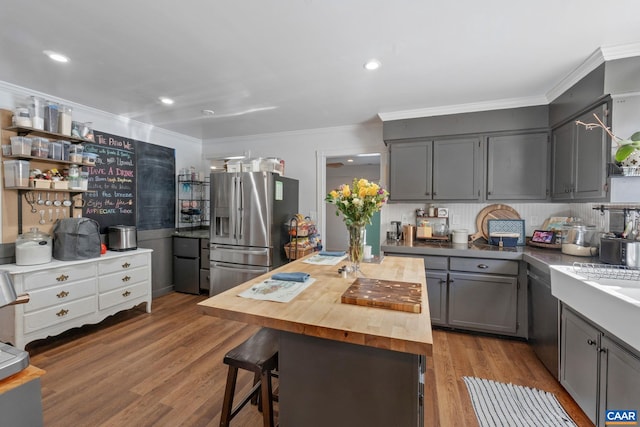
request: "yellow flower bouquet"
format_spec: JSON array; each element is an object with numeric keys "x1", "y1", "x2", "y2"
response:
[{"x1": 325, "y1": 178, "x2": 389, "y2": 269}]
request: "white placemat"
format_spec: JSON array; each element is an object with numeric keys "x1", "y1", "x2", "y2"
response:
[
  {"x1": 238, "y1": 278, "x2": 316, "y2": 303},
  {"x1": 303, "y1": 254, "x2": 347, "y2": 265}
]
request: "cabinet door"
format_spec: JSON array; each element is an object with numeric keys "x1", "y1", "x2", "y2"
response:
[
  {"x1": 551, "y1": 122, "x2": 575, "y2": 200},
  {"x1": 425, "y1": 270, "x2": 447, "y2": 326},
  {"x1": 487, "y1": 133, "x2": 548, "y2": 200},
  {"x1": 560, "y1": 306, "x2": 599, "y2": 424},
  {"x1": 574, "y1": 104, "x2": 608, "y2": 200},
  {"x1": 433, "y1": 138, "x2": 481, "y2": 200},
  {"x1": 389, "y1": 141, "x2": 431, "y2": 201},
  {"x1": 447, "y1": 272, "x2": 517, "y2": 334},
  {"x1": 599, "y1": 336, "x2": 640, "y2": 427}
]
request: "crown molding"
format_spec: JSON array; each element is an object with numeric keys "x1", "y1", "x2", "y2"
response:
[
  {"x1": 377, "y1": 95, "x2": 548, "y2": 122},
  {"x1": 601, "y1": 41, "x2": 640, "y2": 60},
  {"x1": 545, "y1": 47, "x2": 606, "y2": 103}
]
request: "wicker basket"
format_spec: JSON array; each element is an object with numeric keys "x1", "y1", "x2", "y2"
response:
[{"x1": 284, "y1": 243, "x2": 314, "y2": 260}]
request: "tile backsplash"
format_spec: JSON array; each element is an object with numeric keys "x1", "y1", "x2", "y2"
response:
[{"x1": 384, "y1": 202, "x2": 639, "y2": 237}]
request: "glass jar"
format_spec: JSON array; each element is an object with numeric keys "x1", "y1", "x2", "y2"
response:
[{"x1": 15, "y1": 227, "x2": 52, "y2": 265}]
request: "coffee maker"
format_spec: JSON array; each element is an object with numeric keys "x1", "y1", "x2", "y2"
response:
[{"x1": 389, "y1": 221, "x2": 402, "y2": 241}]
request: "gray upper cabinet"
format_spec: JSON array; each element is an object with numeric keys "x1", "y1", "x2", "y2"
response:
[
  {"x1": 551, "y1": 103, "x2": 609, "y2": 201},
  {"x1": 487, "y1": 132, "x2": 549, "y2": 200},
  {"x1": 433, "y1": 137, "x2": 482, "y2": 200},
  {"x1": 389, "y1": 141, "x2": 432, "y2": 200},
  {"x1": 389, "y1": 138, "x2": 482, "y2": 202}
]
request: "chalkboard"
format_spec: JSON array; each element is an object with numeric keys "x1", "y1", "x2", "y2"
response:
[
  {"x1": 82, "y1": 131, "x2": 137, "y2": 233},
  {"x1": 135, "y1": 140, "x2": 175, "y2": 230}
]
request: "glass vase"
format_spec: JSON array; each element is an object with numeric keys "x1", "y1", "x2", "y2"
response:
[{"x1": 347, "y1": 223, "x2": 365, "y2": 276}]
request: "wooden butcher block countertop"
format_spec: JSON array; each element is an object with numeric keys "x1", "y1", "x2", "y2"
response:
[{"x1": 198, "y1": 255, "x2": 432, "y2": 356}]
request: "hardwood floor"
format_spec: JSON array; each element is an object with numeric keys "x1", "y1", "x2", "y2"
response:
[{"x1": 28, "y1": 292, "x2": 593, "y2": 427}]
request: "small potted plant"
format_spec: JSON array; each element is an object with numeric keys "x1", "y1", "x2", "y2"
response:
[{"x1": 576, "y1": 114, "x2": 640, "y2": 175}]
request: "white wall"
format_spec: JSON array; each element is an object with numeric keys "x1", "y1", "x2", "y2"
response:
[{"x1": 203, "y1": 123, "x2": 386, "y2": 246}]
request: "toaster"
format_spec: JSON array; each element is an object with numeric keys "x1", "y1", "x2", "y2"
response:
[
  {"x1": 600, "y1": 237, "x2": 640, "y2": 268},
  {"x1": 108, "y1": 225, "x2": 137, "y2": 251}
]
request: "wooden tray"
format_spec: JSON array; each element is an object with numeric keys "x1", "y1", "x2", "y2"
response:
[
  {"x1": 471, "y1": 204, "x2": 521, "y2": 242},
  {"x1": 341, "y1": 278, "x2": 421, "y2": 313}
]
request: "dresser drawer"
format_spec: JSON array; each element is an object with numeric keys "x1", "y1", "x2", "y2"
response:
[
  {"x1": 20, "y1": 263, "x2": 96, "y2": 291},
  {"x1": 98, "y1": 267, "x2": 149, "y2": 293},
  {"x1": 450, "y1": 257, "x2": 519, "y2": 276},
  {"x1": 24, "y1": 278, "x2": 96, "y2": 313},
  {"x1": 24, "y1": 296, "x2": 96, "y2": 334},
  {"x1": 423, "y1": 256, "x2": 448, "y2": 271},
  {"x1": 98, "y1": 253, "x2": 149, "y2": 275},
  {"x1": 98, "y1": 282, "x2": 148, "y2": 310}
]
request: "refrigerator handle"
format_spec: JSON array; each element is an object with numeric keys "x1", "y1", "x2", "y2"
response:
[
  {"x1": 210, "y1": 245, "x2": 269, "y2": 256},
  {"x1": 211, "y1": 262, "x2": 269, "y2": 274},
  {"x1": 238, "y1": 178, "x2": 244, "y2": 239},
  {"x1": 232, "y1": 175, "x2": 239, "y2": 240}
]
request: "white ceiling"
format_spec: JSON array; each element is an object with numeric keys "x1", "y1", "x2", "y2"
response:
[{"x1": 1, "y1": 1, "x2": 639, "y2": 141}]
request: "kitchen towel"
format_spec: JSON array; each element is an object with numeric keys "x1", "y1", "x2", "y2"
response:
[
  {"x1": 271, "y1": 272, "x2": 310, "y2": 282},
  {"x1": 463, "y1": 376, "x2": 577, "y2": 427},
  {"x1": 318, "y1": 251, "x2": 346, "y2": 257}
]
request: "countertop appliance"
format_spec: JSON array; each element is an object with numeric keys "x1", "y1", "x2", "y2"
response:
[
  {"x1": 600, "y1": 236, "x2": 640, "y2": 268},
  {"x1": 209, "y1": 172, "x2": 298, "y2": 296},
  {"x1": 108, "y1": 225, "x2": 137, "y2": 251},
  {"x1": 528, "y1": 266, "x2": 558, "y2": 379}
]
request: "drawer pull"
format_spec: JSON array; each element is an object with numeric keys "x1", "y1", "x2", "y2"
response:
[
  {"x1": 122, "y1": 290, "x2": 131, "y2": 297},
  {"x1": 122, "y1": 275, "x2": 131, "y2": 282},
  {"x1": 56, "y1": 309, "x2": 69, "y2": 317},
  {"x1": 122, "y1": 262, "x2": 131, "y2": 268},
  {"x1": 56, "y1": 274, "x2": 69, "y2": 282},
  {"x1": 477, "y1": 264, "x2": 489, "y2": 269},
  {"x1": 587, "y1": 339, "x2": 596, "y2": 346},
  {"x1": 56, "y1": 290, "x2": 70, "y2": 298}
]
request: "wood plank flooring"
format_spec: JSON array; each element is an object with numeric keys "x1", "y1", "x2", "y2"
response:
[{"x1": 27, "y1": 292, "x2": 593, "y2": 427}]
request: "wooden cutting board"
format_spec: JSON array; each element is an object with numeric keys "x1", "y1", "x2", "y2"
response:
[
  {"x1": 341, "y1": 278, "x2": 422, "y2": 313},
  {"x1": 470, "y1": 204, "x2": 521, "y2": 242}
]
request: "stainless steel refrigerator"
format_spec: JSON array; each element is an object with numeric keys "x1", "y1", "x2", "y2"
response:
[{"x1": 209, "y1": 171, "x2": 299, "y2": 296}]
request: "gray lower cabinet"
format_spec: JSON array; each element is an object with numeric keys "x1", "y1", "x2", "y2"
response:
[
  {"x1": 561, "y1": 304, "x2": 640, "y2": 427},
  {"x1": 551, "y1": 102, "x2": 609, "y2": 201},
  {"x1": 173, "y1": 236, "x2": 200, "y2": 294},
  {"x1": 448, "y1": 272, "x2": 518, "y2": 334},
  {"x1": 200, "y1": 238, "x2": 210, "y2": 292},
  {"x1": 385, "y1": 252, "x2": 522, "y2": 336},
  {"x1": 487, "y1": 132, "x2": 549, "y2": 200}
]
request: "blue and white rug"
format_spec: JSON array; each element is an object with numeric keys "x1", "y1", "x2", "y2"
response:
[{"x1": 463, "y1": 377, "x2": 578, "y2": 427}]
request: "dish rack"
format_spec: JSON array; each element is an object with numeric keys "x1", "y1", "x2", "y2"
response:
[{"x1": 572, "y1": 262, "x2": 640, "y2": 281}]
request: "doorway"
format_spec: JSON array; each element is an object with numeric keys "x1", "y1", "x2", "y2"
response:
[{"x1": 324, "y1": 154, "x2": 381, "y2": 254}]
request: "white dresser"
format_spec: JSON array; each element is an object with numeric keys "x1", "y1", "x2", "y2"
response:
[{"x1": 0, "y1": 249, "x2": 152, "y2": 350}]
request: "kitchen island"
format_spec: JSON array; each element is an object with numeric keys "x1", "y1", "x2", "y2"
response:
[{"x1": 198, "y1": 255, "x2": 432, "y2": 427}]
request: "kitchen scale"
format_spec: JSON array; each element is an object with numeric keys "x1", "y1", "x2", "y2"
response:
[{"x1": 0, "y1": 342, "x2": 29, "y2": 381}]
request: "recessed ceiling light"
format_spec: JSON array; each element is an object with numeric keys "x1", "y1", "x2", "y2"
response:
[
  {"x1": 43, "y1": 50, "x2": 69, "y2": 63},
  {"x1": 202, "y1": 109, "x2": 215, "y2": 116},
  {"x1": 363, "y1": 59, "x2": 381, "y2": 71},
  {"x1": 347, "y1": 158, "x2": 354, "y2": 163},
  {"x1": 357, "y1": 153, "x2": 381, "y2": 157},
  {"x1": 159, "y1": 97, "x2": 174, "y2": 105}
]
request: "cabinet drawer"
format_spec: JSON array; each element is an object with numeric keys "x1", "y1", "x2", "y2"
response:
[
  {"x1": 20, "y1": 263, "x2": 96, "y2": 291},
  {"x1": 98, "y1": 253, "x2": 148, "y2": 275},
  {"x1": 450, "y1": 257, "x2": 518, "y2": 275},
  {"x1": 424, "y1": 256, "x2": 448, "y2": 271},
  {"x1": 173, "y1": 237, "x2": 200, "y2": 258},
  {"x1": 98, "y1": 267, "x2": 149, "y2": 293},
  {"x1": 24, "y1": 278, "x2": 96, "y2": 313},
  {"x1": 98, "y1": 282, "x2": 148, "y2": 310},
  {"x1": 201, "y1": 238, "x2": 210, "y2": 249},
  {"x1": 24, "y1": 296, "x2": 96, "y2": 334}
]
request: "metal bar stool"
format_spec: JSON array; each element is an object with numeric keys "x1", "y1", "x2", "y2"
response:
[{"x1": 219, "y1": 328, "x2": 279, "y2": 427}]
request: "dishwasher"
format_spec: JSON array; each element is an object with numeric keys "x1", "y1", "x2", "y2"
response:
[
  {"x1": 173, "y1": 236, "x2": 200, "y2": 294},
  {"x1": 528, "y1": 265, "x2": 559, "y2": 379}
]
